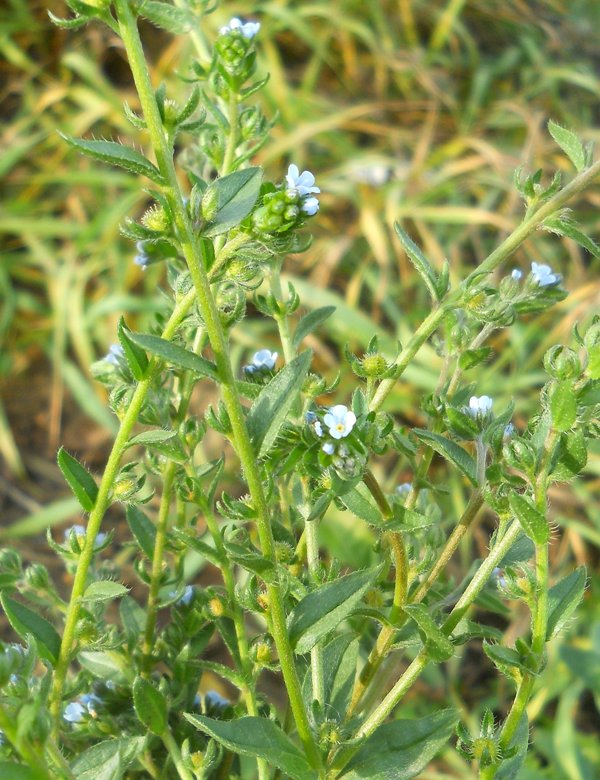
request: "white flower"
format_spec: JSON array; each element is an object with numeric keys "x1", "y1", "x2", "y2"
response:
[
  {"x1": 467, "y1": 396, "x2": 493, "y2": 417},
  {"x1": 301, "y1": 196, "x2": 320, "y2": 216},
  {"x1": 511, "y1": 269, "x2": 522, "y2": 281},
  {"x1": 314, "y1": 421, "x2": 323, "y2": 437},
  {"x1": 503, "y1": 423, "x2": 515, "y2": 440},
  {"x1": 531, "y1": 262, "x2": 560, "y2": 287},
  {"x1": 322, "y1": 442, "x2": 335, "y2": 455},
  {"x1": 285, "y1": 164, "x2": 320, "y2": 197},
  {"x1": 65, "y1": 525, "x2": 86, "y2": 540},
  {"x1": 220, "y1": 17, "x2": 260, "y2": 39},
  {"x1": 323, "y1": 405, "x2": 357, "y2": 440},
  {"x1": 105, "y1": 344, "x2": 124, "y2": 365},
  {"x1": 64, "y1": 702, "x2": 85, "y2": 723}
]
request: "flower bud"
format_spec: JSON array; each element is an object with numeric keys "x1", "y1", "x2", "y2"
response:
[
  {"x1": 208, "y1": 597, "x2": 225, "y2": 618},
  {"x1": 24, "y1": 563, "x2": 50, "y2": 590},
  {"x1": 254, "y1": 640, "x2": 273, "y2": 666},
  {"x1": 141, "y1": 206, "x2": 169, "y2": 233},
  {"x1": 201, "y1": 187, "x2": 219, "y2": 222},
  {"x1": 543, "y1": 345, "x2": 581, "y2": 380},
  {"x1": 0, "y1": 548, "x2": 22, "y2": 576},
  {"x1": 361, "y1": 353, "x2": 388, "y2": 377}
]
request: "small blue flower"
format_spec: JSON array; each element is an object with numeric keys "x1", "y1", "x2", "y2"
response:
[
  {"x1": 301, "y1": 197, "x2": 320, "y2": 216},
  {"x1": 220, "y1": 17, "x2": 260, "y2": 39},
  {"x1": 323, "y1": 405, "x2": 357, "y2": 440},
  {"x1": 244, "y1": 349, "x2": 278, "y2": 375},
  {"x1": 65, "y1": 525, "x2": 86, "y2": 540},
  {"x1": 322, "y1": 442, "x2": 335, "y2": 455},
  {"x1": 81, "y1": 693, "x2": 101, "y2": 717},
  {"x1": 285, "y1": 165, "x2": 320, "y2": 197},
  {"x1": 64, "y1": 702, "x2": 86, "y2": 723},
  {"x1": 396, "y1": 482, "x2": 412, "y2": 496},
  {"x1": 314, "y1": 421, "x2": 323, "y2": 437},
  {"x1": 105, "y1": 344, "x2": 124, "y2": 366},
  {"x1": 205, "y1": 690, "x2": 231, "y2": 708},
  {"x1": 467, "y1": 396, "x2": 493, "y2": 417},
  {"x1": 531, "y1": 262, "x2": 560, "y2": 287},
  {"x1": 305, "y1": 410, "x2": 317, "y2": 424},
  {"x1": 503, "y1": 423, "x2": 515, "y2": 440},
  {"x1": 510, "y1": 269, "x2": 522, "y2": 281},
  {"x1": 134, "y1": 241, "x2": 149, "y2": 270},
  {"x1": 179, "y1": 585, "x2": 194, "y2": 606}
]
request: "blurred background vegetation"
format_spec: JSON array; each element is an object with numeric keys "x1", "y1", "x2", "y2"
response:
[{"x1": 1, "y1": 1, "x2": 599, "y2": 776}]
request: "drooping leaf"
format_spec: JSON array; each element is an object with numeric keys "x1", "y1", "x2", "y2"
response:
[
  {"x1": 139, "y1": 1, "x2": 193, "y2": 33},
  {"x1": 117, "y1": 317, "x2": 149, "y2": 381},
  {"x1": 246, "y1": 351, "x2": 312, "y2": 458},
  {"x1": 288, "y1": 567, "x2": 380, "y2": 654},
  {"x1": 339, "y1": 709, "x2": 457, "y2": 779},
  {"x1": 403, "y1": 604, "x2": 455, "y2": 661},
  {"x1": 57, "y1": 447, "x2": 98, "y2": 512},
  {"x1": 59, "y1": 134, "x2": 164, "y2": 183},
  {"x1": 203, "y1": 168, "x2": 263, "y2": 236},
  {"x1": 292, "y1": 306, "x2": 336, "y2": 349},
  {"x1": 0, "y1": 593, "x2": 61, "y2": 665},
  {"x1": 548, "y1": 120, "x2": 586, "y2": 172},
  {"x1": 508, "y1": 492, "x2": 549, "y2": 545},
  {"x1": 82, "y1": 581, "x2": 129, "y2": 604},
  {"x1": 126, "y1": 331, "x2": 218, "y2": 381},
  {"x1": 126, "y1": 506, "x2": 156, "y2": 559},
  {"x1": 133, "y1": 677, "x2": 167, "y2": 734},
  {"x1": 184, "y1": 715, "x2": 316, "y2": 780},
  {"x1": 412, "y1": 429, "x2": 478, "y2": 485},
  {"x1": 395, "y1": 225, "x2": 440, "y2": 301},
  {"x1": 546, "y1": 566, "x2": 586, "y2": 640},
  {"x1": 543, "y1": 215, "x2": 600, "y2": 257}
]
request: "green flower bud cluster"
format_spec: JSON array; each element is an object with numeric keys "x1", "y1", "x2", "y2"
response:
[{"x1": 252, "y1": 188, "x2": 302, "y2": 234}]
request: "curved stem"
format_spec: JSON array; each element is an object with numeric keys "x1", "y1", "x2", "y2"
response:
[
  {"x1": 113, "y1": 3, "x2": 319, "y2": 766},
  {"x1": 49, "y1": 287, "x2": 197, "y2": 731}
]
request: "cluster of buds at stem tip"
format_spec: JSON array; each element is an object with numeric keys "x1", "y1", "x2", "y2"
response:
[
  {"x1": 307, "y1": 404, "x2": 357, "y2": 458},
  {"x1": 253, "y1": 165, "x2": 321, "y2": 234},
  {"x1": 215, "y1": 16, "x2": 260, "y2": 82}
]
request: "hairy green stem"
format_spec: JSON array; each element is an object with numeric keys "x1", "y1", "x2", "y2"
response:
[
  {"x1": 330, "y1": 520, "x2": 523, "y2": 777},
  {"x1": 370, "y1": 156, "x2": 600, "y2": 413},
  {"x1": 113, "y1": 2, "x2": 319, "y2": 766},
  {"x1": 49, "y1": 286, "x2": 197, "y2": 731},
  {"x1": 162, "y1": 728, "x2": 194, "y2": 780}
]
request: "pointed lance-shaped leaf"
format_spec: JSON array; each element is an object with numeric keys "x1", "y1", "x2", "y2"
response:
[
  {"x1": 57, "y1": 447, "x2": 98, "y2": 512},
  {"x1": 548, "y1": 120, "x2": 586, "y2": 172},
  {"x1": 508, "y1": 492, "x2": 550, "y2": 545},
  {"x1": 412, "y1": 429, "x2": 478, "y2": 485},
  {"x1": 117, "y1": 317, "x2": 149, "y2": 380},
  {"x1": 59, "y1": 134, "x2": 164, "y2": 184},
  {"x1": 546, "y1": 566, "x2": 586, "y2": 639},
  {"x1": 395, "y1": 224, "x2": 440, "y2": 301},
  {"x1": 126, "y1": 506, "x2": 157, "y2": 560},
  {"x1": 203, "y1": 167, "x2": 263, "y2": 237},
  {"x1": 133, "y1": 677, "x2": 167, "y2": 734},
  {"x1": 292, "y1": 306, "x2": 336, "y2": 349},
  {"x1": 184, "y1": 715, "x2": 316, "y2": 780},
  {"x1": 246, "y1": 351, "x2": 312, "y2": 458},
  {"x1": 126, "y1": 331, "x2": 218, "y2": 381},
  {"x1": 0, "y1": 593, "x2": 61, "y2": 665}
]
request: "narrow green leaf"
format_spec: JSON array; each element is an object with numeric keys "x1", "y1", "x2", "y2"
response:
[
  {"x1": 339, "y1": 483, "x2": 383, "y2": 526},
  {"x1": 339, "y1": 710, "x2": 457, "y2": 780},
  {"x1": 184, "y1": 715, "x2": 316, "y2": 780},
  {"x1": 551, "y1": 428, "x2": 587, "y2": 481},
  {"x1": 126, "y1": 506, "x2": 156, "y2": 559},
  {"x1": 82, "y1": 581, "x2": 129, "y2": 604},
  {"x1": 140, "y1": 1, "x2": 193, "y2": 33},
  {"x1": 0, "y1": 594, "x2": 61, "y2": 665},
  {"x1": 394, "y1": 224, "x2": 440, "y2": 301},
  {"x1": 127, "y1": 332, "x2": 218, "y2": 380},
  {"x1": 483, "y1": 643, "x2": 529, "y2": 675},
  {"x1": 128, "y1": 428, "x2": 187, "y2": 462},
  {"x1": 509, "y1": 492, "x2": 549, "y2": 545},
  {"x1": 133, "y1": 677, "x2": 167, "y2": 734},
  {"x1": 292, "y1": 306, "x2": 336, "y2": 349},
  {"x1": 303, "y1": 633, "x2": 358, "y2": 713},
  {"x1": 550, "y1": 381, "x2": 577, "y2": 431},
  {"x1": 247, "y1": 351, "x2": 312, "y2": 458},
  {"x1": 117, "y1": 318, "x2": 149, "y2": 381},
  {"x1": 548, "y1": 120, "x2": 586, "y2": 172},
  {"x1": 288, "y1": 567, "x2": 379, "y2": 654},
  {"x1": 59, "y1": 134, "x2": 164, "y2": 183},
  {"x1": 403, "y1": 604, "x2": 455, "y2": 661},
  {"x1": 459, "y1": 346, "x2": 492, "y2": 370},
  {"x1": 546, "y1": 566, "x2": 586, "y2": 640},
  {"x1": 412, "y1": 429, "x2": 478, "y2": 485},
  {"x1": 203, "y1": 168, "x2": 263, "y2": 237},
  {"x1": 170, "y1": 528, "x2": 224, "y2": 567},
  {"x1": 78, "y1": 651, "x2": 129, "y2": 681},
  {"x1": 57, "y1": 447, "x2": 98, "y2": 512},
  {"x1": 543, "y1": 216, "x2": 600, "y2": 257}
]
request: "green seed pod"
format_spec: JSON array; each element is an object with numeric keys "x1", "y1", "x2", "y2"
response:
[{"x1": 543, "y1": 345, "x2": 581, "y2": 380}]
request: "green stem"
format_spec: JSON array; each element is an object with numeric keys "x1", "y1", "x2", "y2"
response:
[
  {"x1": 162, "y1": 728, "x2": 194, "y2": 780},
  {"x1": 330, "y1": 520, "x2": 523, "y2": 777},
  {"x1": 0, "y1": 702, "x2": 53, "y2": 780},
  {"x1": 370, "y1": 157, "x2": 600, "y2": 413},
  {"x1": 113, "y1": 3, "x2": 319, "y2": 766},
  {"x1": 48, "y1": 289, "x2": 197, "y2": 731},
  {"x1": 141, "y1": 460, "x2": 177, "y2": 676},
  {"x1": 305, "y1": 515, "x2": 325, "y2": 705}
]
